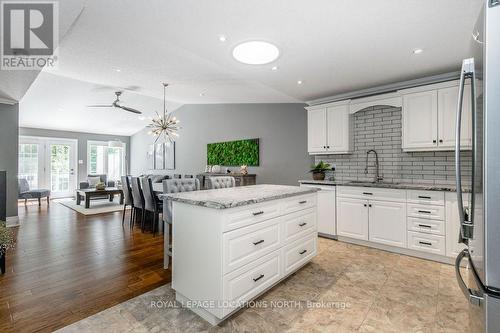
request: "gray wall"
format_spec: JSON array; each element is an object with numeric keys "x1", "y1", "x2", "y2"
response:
[
  {"x1": 0, "y1": 103, "x2": 19, "y2": 217},
  {"x1": 316, "y1": 105, "x2": 471, "y2": 186},
  {"x1": 131, "y1": 103, "x2": 313, "y2": 186},
  {"x1": 19, "y1": 127, "x2": 130, "y2": 184}
]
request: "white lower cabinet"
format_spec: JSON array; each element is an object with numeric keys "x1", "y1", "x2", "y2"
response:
[
  {"x1": 336, "y1": 186, "x2": 465, "y2": 262},
  {"x1": 300, "y1": 184, "x2": 336, "y2": 237},
  {"x1": 368, "y1": 200, "x2": 407, "y2": 248},
  {"x1": 337, "y1": 197, "x2": 369, "y2": 240}
]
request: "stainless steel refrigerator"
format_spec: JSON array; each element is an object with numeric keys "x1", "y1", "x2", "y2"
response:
[{"x1": 455, "y1": 1, "x2": 500, "y2": 332}]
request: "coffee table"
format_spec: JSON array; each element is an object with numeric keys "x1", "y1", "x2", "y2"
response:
[{"x1": 76, "y1": 187, "x2": 124, "y2": 209}]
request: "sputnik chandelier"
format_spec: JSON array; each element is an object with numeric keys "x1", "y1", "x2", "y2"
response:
[{"x1": 147, "y1": 83, "x2": 180, "y2": 143}]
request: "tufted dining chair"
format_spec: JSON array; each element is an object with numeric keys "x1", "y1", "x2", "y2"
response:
[
  {"x1": 162, "y1": 178, "x2": 200, "y2": 268},
  {"x1": 207, "y1": 176, "x2": 236, "y2": 190}
]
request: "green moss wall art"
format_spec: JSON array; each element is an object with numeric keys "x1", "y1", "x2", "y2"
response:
[{"x1": 207, "y1": 138, "x2": 259, "y2": 166}]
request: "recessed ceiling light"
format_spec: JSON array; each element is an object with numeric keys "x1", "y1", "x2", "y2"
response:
[
  {"x1": 232, "y1": 41, "x2": 280, "y2": 65},
  {"x1": 271, "y1": 66, "x2": 278, "y2": 71},
  {"x1": 199, "y1": 92, "x2": 205, "y2": 97},
  {"x1": 114, "y1": 68, "x2": 121, "y2": 72},
  {"x1": 413, "y1": 48, "x2": 423, "y2": 54},
  {"x1": 218, "y1": 35, "x2": 227, "y2": 42},
  {"x1": 297, "y1": 80, "x2": 303, "y2": 85},
  {"x1": 138, "y1": 115, "x2": 145, "y2": 120}
]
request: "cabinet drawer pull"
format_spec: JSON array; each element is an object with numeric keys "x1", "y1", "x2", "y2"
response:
[
  {"x1": 253, "y1": 274, "x2": 265, "y2": 282},
  {"x1": 299, "y1": 222, "x2": 307, "y2": 227},
  {"x1": 418, "y1": 210, "x2": 431, "y2": 214},
  {"x1": 418, "y1": 195, "x2": 431, "y2": 199},
  {"x1": 299, "y1": 250, "x2": 307, "y2": 255},
  {"x1": 419, "y1": 241, "x2": 432, "y2": 246},
  {"x1": 253, "y1": 239, "x2": 265, "y2": 245},
  {"x1": 363, "y1": 192, "x2": 373, "y2": 195},
  {"x1": 418, "y1": 224, "x2": 432, "y2": 228},
  {"x1": 298, "y1": 200, "x2": 307, "y2": 204},
  {"x1": 252, "y1": 211, "x2": 264, "y2": 216}
]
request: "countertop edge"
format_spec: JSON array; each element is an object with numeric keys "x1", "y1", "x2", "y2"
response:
[
  {"x1": 164, "y1": 187, "x2": 319, "y2": 209},
  {"x1": 298, "y1": 180, "x2": 470, "y2": 193}
]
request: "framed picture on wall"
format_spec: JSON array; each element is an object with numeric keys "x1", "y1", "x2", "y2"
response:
[
  {"x1": 147, "y1": 144, "x2": 154, "y2": 170},
  {"x1": 165, "y1": 141, "x2": 175, "y2": 170},
  {"x1": 154, "y1": 143, "x2": 164, "y2": 169}
]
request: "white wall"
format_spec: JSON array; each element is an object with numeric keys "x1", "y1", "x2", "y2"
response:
[{"x1": 130, "y1": 103, "x2": 313, "y2": 186}]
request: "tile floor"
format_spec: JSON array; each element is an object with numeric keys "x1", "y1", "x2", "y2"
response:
[{"x1": 58, "y1": 238, "x2": 469, "y2": 333}]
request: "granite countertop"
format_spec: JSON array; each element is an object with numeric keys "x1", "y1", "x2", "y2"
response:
[
  {"x1": 160, "y1": 184, "x2": 319, "y2": 209},
  {"x1": 298, "y1": 179, "x2": 471, "y2": 192}
]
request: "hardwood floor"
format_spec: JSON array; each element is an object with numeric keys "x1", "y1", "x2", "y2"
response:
[{"x1": 0, "y1": 201, "x2": 170, "y2": 333}]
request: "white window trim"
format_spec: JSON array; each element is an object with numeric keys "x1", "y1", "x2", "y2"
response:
[{"x1": 87, "y1": 140, "x2": 127, "y2": 179}]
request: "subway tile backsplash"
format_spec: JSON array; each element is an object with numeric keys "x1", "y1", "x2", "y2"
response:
[{"x1": 315, "y1": 106, "x2": 472, "y2": 186}]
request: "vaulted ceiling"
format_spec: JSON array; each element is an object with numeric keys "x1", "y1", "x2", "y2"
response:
[{"x1": 17, "y1": 0, "x2": 483, "y2": 135}]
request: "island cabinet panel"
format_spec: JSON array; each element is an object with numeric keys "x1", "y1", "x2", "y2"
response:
[
  {"x1": 170, "y1": 189, "x2": 318, "y2": 325},
  {"x1": 223, "y1": 218, "x2": 282, "y2": 274},
  {"x1": 282, "y1": 208, "x2": 316, "y2": 242},
  {"x1": 222, "y1": 200, "x2": 282, "y2": 232},
  {"x1": 283, "y1": 233, "x2": 317, "y2": 275}
]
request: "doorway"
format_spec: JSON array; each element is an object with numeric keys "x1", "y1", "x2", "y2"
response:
[{"x1": 19, "y1": 136, "x2": 78, "y2": 198}]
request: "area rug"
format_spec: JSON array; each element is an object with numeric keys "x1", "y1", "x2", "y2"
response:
[{"x1": 56, "y1": 198, "x2": 129, "y2": 216}]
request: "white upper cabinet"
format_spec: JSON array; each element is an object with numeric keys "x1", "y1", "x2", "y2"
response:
[
  {"x1": 402, "y1": 90, "x2": 438, "y2": 150},
  {"x1": 438, "y1": 85, "x2": 472, "y2": 149},
  {"x1": 307, "y1": 102, "x2": 352, "y2": 155},
  {"x1": 401, "y1": 81, "x2": 472, "y2": 152},
  {"x1": 307, "y1": 108, "x2": 327, "y2": 153}
]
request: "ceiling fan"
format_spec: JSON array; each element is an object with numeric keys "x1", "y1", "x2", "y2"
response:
[{"x1": 87, "y1": 91, "x2": 142, "y2": 114}]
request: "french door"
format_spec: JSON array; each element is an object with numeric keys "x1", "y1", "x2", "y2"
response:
[{"x1": 19, "y1": 137, "x2": 78, "y2": 198}]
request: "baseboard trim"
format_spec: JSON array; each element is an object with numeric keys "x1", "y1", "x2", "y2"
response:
[{"x1": 6, "y1": 216, "x2": 19, "y2": 227}]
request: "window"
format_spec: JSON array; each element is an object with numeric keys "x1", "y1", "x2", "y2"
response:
[
  {"x1": 19, "y1": 143, "x2": 39, "y2": 189},
  {"x1": 87, "y1": 141, "x2": 126, "y2": 181}
]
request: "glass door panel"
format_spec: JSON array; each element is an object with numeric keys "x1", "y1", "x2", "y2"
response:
[
  {"x1": 47, "y1": 140, "x2": 76, "y2": 198},
  {"x1": 18, "y1": 143, "x2": 40, "y2": 189}
]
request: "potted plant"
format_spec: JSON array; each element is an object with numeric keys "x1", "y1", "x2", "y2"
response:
[
  {"x1": 0, "y1": 221, "x2": 15, "y2": 274},
  {"x1": 309, "y1": 161, "x2": 331, "y2": 181}
]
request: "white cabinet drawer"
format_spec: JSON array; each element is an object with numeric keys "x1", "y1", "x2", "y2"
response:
[
  {"x1": 282, "y1": 194, "x2": 317, "y2": 215},
  {"x1": 223, "y1": 250, "x2": 281, "y2": 315},
  {"x1": 407, "y1": 217, "x2": 445, "y2": 236},
  {"x1": 283, "y1": 233, "x2": 317, "y2": 275},
  {"x1": 337, "y1": 186, "x2": 406, "y2": 203},
  {"x1": 223, "y1": 218, "x2": 282, "y2": 274},
  {"x1": 223, "y1": 201, "x2": 281, "y2": 232},
  {"x1": 407, "y1": 190, "x2": 445, "y2": 206},
  {"x1": 283, "y1": 208, "x2": 317, "y2": 243},
  {"x1": 407, "y1": 203, "x2": 445, "y2": 220},
  {"x1": 407, "y1": 231, "x2": 445, "y2": 255}
]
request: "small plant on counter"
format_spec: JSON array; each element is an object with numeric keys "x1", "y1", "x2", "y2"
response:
[
  {"x1": 0, "y1": 221, "x2": 15, "y2": 274},
  {"x1": 309, "y1": 161, "x2": 331, "y2": 181}
]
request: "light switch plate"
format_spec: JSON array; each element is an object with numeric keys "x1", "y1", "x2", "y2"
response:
[{"x1": 78, "y1": 160, "x2": 84, "y2": 165}]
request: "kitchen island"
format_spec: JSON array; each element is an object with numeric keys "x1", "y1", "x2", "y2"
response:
[{"x1": 163, "y1": 184, "x2": 319, "y2": 325}]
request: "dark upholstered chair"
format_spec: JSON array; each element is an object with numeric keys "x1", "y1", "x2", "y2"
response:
[
  {"x1": 162, "y1": 178, "x2": 200, "y2": 267},
  {"x1": 184, "y1": 174, "x2": 194, "y2": 178},
  {"x1": 140, "y1": 177, "x2": 163, "y2": 236},
  {"x1": 207, "y1": 176, "x2": 236, "y2": 189},
  {"x1": 18, "y1": 179, "x2": 50, "y2": 206},
  {"x1": 130, "y1": 177, "x2": 145, "y2": 229},
  {"x1": 121, "y1": 176, "x2": 134, "y2": 227}
]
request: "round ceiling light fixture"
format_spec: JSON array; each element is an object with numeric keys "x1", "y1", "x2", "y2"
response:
[{"x1": 232, "y1": 41, "x2": 279, "y2": 65}]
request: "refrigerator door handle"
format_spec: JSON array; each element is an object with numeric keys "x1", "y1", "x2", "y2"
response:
[
  {"x1": 455, "y1": 249, "x2": 484, "y2": 306},
  {"x1": 456, "y1": 58, "x2": 475, "y2": 244}
]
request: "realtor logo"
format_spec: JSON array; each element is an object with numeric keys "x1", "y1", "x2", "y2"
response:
[{"x1": 1, "y1": 1, "x2": 58, "y2": 70}]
